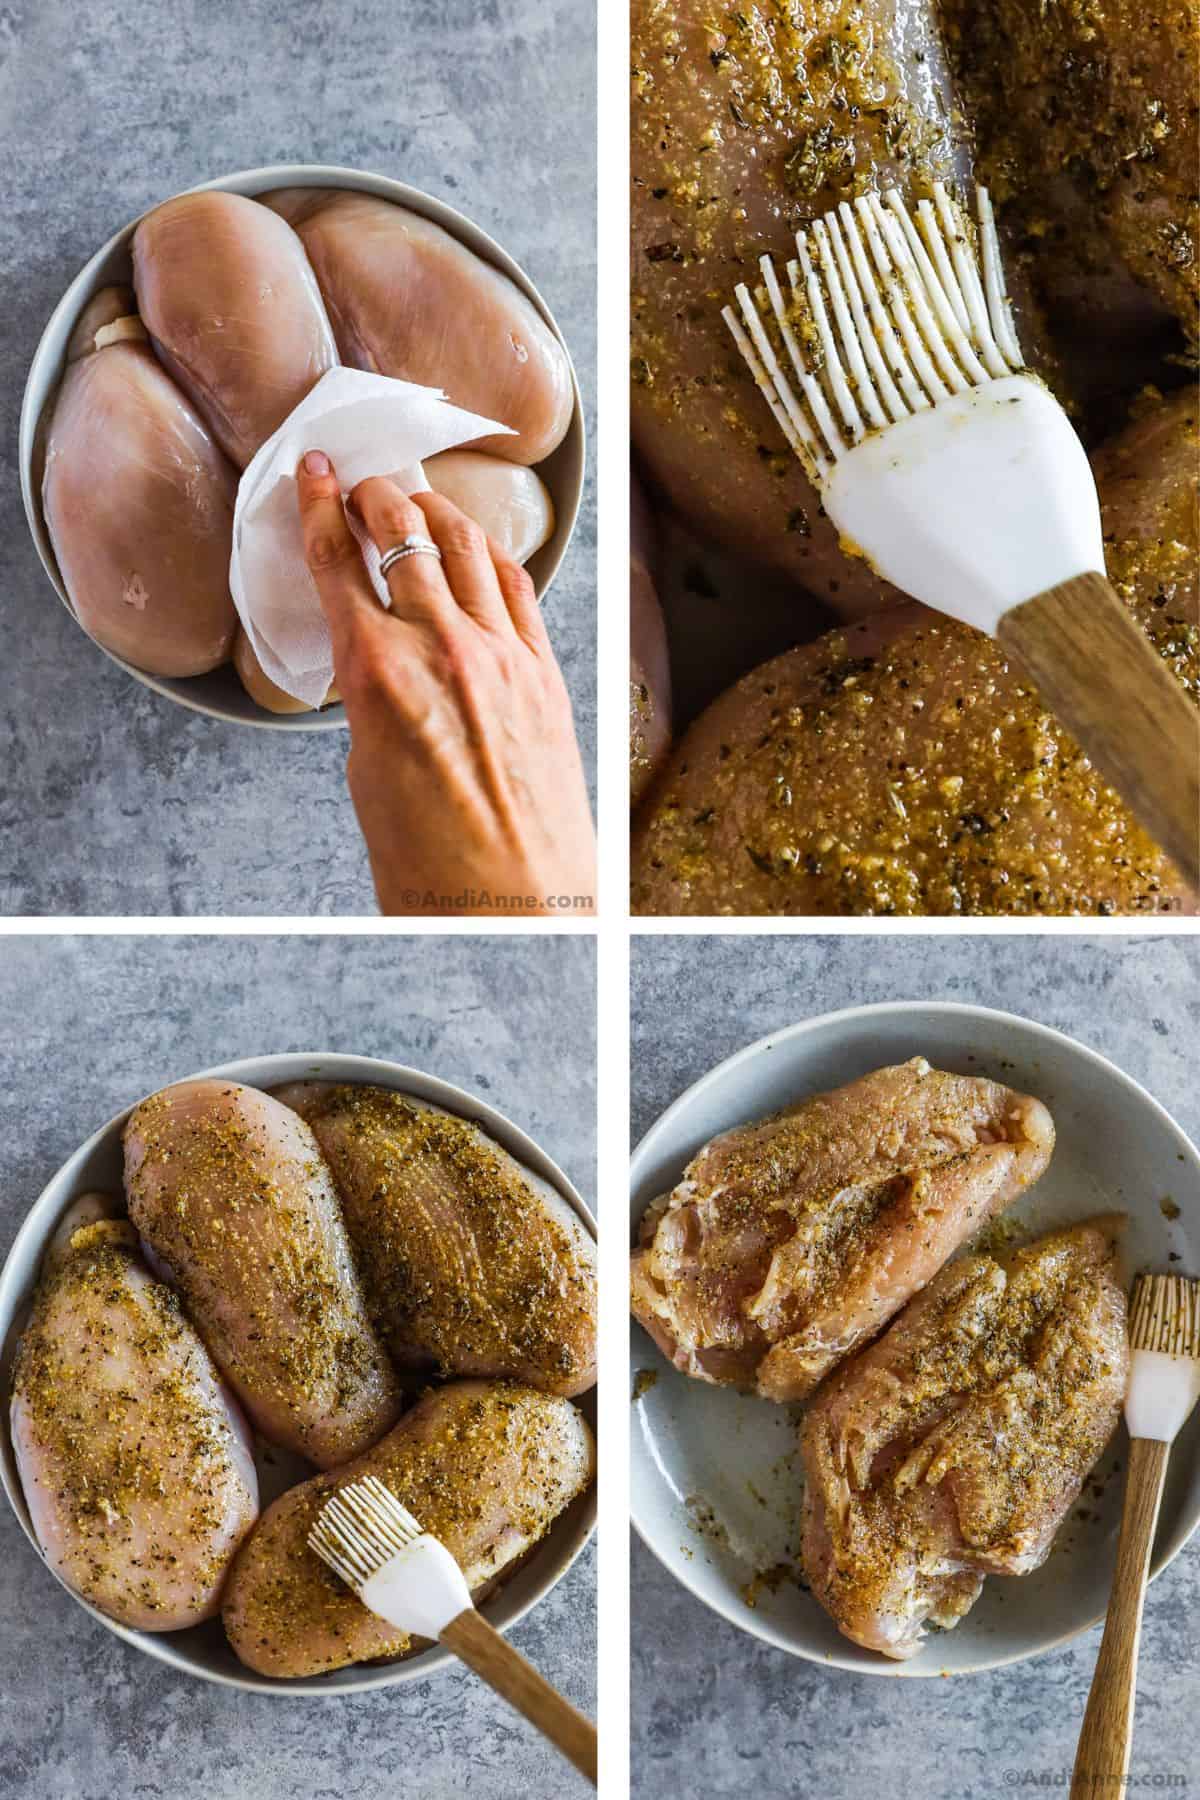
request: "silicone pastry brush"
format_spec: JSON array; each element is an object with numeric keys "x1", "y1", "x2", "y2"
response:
[
  {"x1": 309, "y1": 1476, "x2": 598, "y2": 1787},
  {"x1": 724, "y1": 185, "x2": 1199, "y2": 887},
  {"x1": 1071, "y1": 1273, "x2": 1200, "y2": 1797}
]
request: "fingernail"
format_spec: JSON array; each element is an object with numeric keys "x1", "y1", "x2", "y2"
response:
[{"x1": 303, "y1": 450, "x2": 331, "y2": 477}]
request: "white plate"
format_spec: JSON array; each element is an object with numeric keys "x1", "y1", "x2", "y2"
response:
[
  {"x1": 20, "y1": 164, "x2": 585, "y2": 728},
  {"x1": 630, "y1": 1001, "x2": 1200, "y2": 1676},
  {"x1": 0, "y1": 1052, "x2": 596, "y2": 1694}
]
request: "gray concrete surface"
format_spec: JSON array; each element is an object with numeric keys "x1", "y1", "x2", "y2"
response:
[
  {"x1": 0, "y1": 934, "x2": 596, "y2": 1799},
  {"x1": 0, "y1": 0, "x2": 596, "y2": 915},
  {"x1": 631, "y1": 933, "x2": 1200, "y2": 1799}
]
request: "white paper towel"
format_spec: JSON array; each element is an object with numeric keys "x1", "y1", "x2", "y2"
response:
[{"x1": 229, "y1": 367, "x2": 514, "y2": 707}]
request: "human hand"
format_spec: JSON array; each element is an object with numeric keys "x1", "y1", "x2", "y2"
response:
[{"x1": 296, "y1": 451, "x2": 596, "y2": 917}]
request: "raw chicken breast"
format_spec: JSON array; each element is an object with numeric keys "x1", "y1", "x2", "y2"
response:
[
  {"x1": 264, "y1": 189, "x2": 573, "y2": 464},
  {"x1": 42, "y1": 285, "x2": 238, "y2": 677},
  {"x1": 133, "y1": 191, "x2": 337, "y2": 468},
  {"x1": 223, "y1": 1379, "x2": 595, "y2": 1677},
  {"x1": 124, "y1": 1080, "x2": 402, "y2": 1468},
  {"x1": 800, "y1": 1218, "x2": 1128, "y2": 1658},
  {"x1": 631, "y1": 1058, "x2": 1054, "y2": 1399},
  {"x1": 11, "y1": 1194, "x2": 259, "y2": 1631},
  {"x1": 272, "y1": 1083, "x2": 597, "y2": 1397},
  {"x1": 231, "y1": 628, "x2": 339, "y2": 715},
  {"x1": 423, "y1": 451, "x2": 555, "y2": 563}
]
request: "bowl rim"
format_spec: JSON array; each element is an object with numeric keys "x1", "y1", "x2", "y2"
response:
[
  {"x1": 0, "y1": 1050, "x2": 597, "y2": 1695},
  {"x1": 629, "y1": 997, "x2": 1200, "y2": 1677},
  {"x1": 19, "y1": 161, "x2": 586, "y2": 731}
]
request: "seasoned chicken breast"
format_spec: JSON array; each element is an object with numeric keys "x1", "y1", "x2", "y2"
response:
[
  {"x1": 222, "y1": 1379, "x2": 595, "y2": 1678},
  {"x1": 124, "y1": 1080, "x2": 402, "y2": 1468},
  {"x1": 632, "y1": 0, "x2": 968, "y2": 608},
  {"x1": 632, "y1": 386, "x2": 1198, "y2": 918},
  {"x1": 133, "y1": 191, "x2": 337, "y2": 468},
  {"x1": 800, "y1": 1218, "x2": 1128, "y2": 1659},
  {"x1": 11, "y1": 1194, "x2": 259, "y2": 1631},
  {"x1": 631, "y1": 1058, "x2": 1054, "y2": 1400},
  {"x1": 42, "y1": 286, "x2": 238, "y2": 678},
  {"x1": 272, "y1": 1083, "x2": 597, "y2": 1397}
]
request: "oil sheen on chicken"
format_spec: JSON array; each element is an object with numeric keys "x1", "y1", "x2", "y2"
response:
[
  {"x1": 11, "y1": 1194, "x2": 259, "y2": 1631},
  {"x1": 632, "y1": 0, "x2": 970, "y2": 608},
  {"x1": 800, "y1": 1218, "x2": 1128, "y2": 1658},
  {"x1": 631, "y1": 1059, "x2": 1054, "y2": 1400}
]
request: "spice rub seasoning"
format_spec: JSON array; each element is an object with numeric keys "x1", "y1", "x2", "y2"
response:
[
  {"x1": 221, "y1": 1379, "x2": 595, "y2": 1678},
  {"x1": 942, "y1": 0, "x2": 1199, "y2": 341},
  {"x1": 631, "y1": 0, "x2": 968, "y2": 603},
  {"x1": 10, "y1": 1195, "x2": 259, "y2": 1631},
  {"x1": 631, "y1": 1058, "x2": 1054, "y2": 1399},
  {"x1": 124, "y1": 1081, "x2": 401, "y2": 1470},
  {"x1": 275, "y1": 1085, "x2": 598, "y2": 1399},
  {"x1": 800, "y1": 1218, "x2": 1128, "y2": 1657}
]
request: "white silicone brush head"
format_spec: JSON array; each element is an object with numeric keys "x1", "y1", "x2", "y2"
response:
[
  {"x1": 308, "y1": 1475, "x2": 473, "y2": 1640},
  {"x1": 723, "y1": 184, "x2": 1105, "y2": 632},
  {"x1": 1124, "y1": 1274, "x2": 1200, "y2": 1445}
]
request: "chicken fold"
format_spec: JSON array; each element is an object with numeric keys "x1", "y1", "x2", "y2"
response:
[
  {"x1": 631, "y1": 1058, "x2": 1054, "y2": 1399},
  {"x1": 800, "y1": 1218, "x2": 1128, "y2": 1658}
]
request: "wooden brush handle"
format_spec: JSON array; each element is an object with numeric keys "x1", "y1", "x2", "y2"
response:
[
  {"x1": 1070, "y1": 1437, "x2": 1170, "y2": 1799},
  {"x1": 997, "y1": 574, "x2": 1199, "y2": 890},
  {"x1": 442, "y1": 1607, "x2": 598, "y2": 1786}
]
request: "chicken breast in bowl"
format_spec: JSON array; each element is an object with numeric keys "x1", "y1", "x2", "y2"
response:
[
  {"x1": 273, "y1": 1083, "x2": 597, "y2": 1397},
  {"x1": 631, "y1": 1058, "x2": 1054, "y2": 1399},
  {"x1": 11, "y1": 1193, "x2": 259, "y2": 1632},
  {"x1": 800, "y1": 1217, "x2": 1128, "y2": 1658}
]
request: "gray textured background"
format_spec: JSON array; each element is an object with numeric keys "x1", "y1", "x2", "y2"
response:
[
  {"x1": 0, "y1": 934, "x2": 596, "y2": 1799},
  {"x1": 0, "y1": 0, "x2": 596, "y2": 915},
  {"x1": 631, "y1": 933, "x2": 1200, "y2": 1799}
]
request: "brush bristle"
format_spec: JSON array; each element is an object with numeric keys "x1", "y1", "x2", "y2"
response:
[
  {"x1": 723, "y1": 182, "x2": 1024, "y2": 484},
  {"x1": 307, "y1": 1476, "x2": 425, "y2": 1594},
  {"x1": 1129, "y1": 1273, "x2": 1200, "y2": 1358}
]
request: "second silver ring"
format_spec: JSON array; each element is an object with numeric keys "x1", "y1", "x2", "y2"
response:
[{"x1": 378, "y1": 535, "x2": 443, "y2": 578}]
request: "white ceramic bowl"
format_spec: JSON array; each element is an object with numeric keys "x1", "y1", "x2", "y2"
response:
[
  {"x1": 20, "y1": 164, "x2": 586, "y2": 729},
  {"x1": 0, "y1": 1052, "x2": 596, "y2": 1694},
  {"x1": 630, "y1": 1001, "x2": 1200, "y2": 1676}
]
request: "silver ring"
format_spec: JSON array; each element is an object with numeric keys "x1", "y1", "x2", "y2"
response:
[{"x1": 378, "y1": 535, "x2": 443, "y2": 578}]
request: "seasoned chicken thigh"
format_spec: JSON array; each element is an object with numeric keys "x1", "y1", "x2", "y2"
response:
[
  {"x1": 133, "y1": 191, "x2": 337, "y2": 468},
  {"x1": 631, "y1": 1058, "x2": 1054, "y2": 1399},
  {"x1": 223, "y1": 1379, "x2": 595, "y2": 1677},
  {"x1": 11, "y1": 1194, "x2": 259, "y2": 1631},
  {"x1": 273, "y1": 1083, "x2": 597, "y2": 1397},
  {"x1": 800, "y1": 1218, "x2": 1128, "y2": 1658},
  {"x1": 264, "y1": 189, "x2": 573, "y2": 464},
  {"x1": 42, "y1": 286, "x2": 238, "y2": 678},
  {"x1": 124, "y1": 1080, "x2": 401, "y2": 1468}
]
